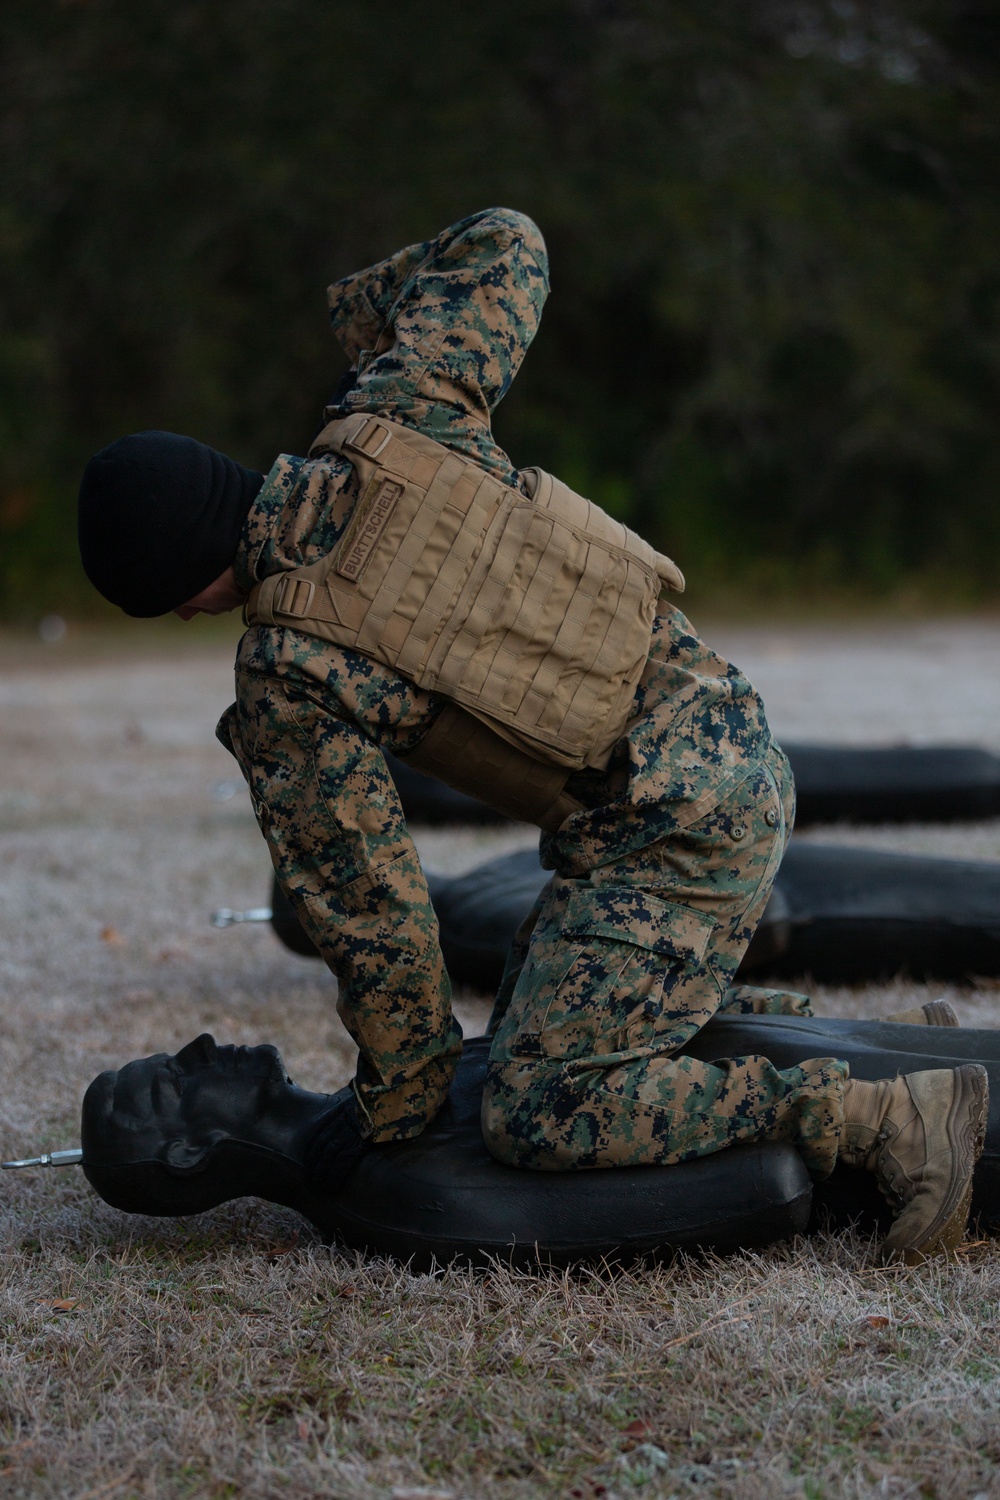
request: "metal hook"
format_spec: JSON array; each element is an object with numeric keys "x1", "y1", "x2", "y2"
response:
[
  {"x1": 2, "y1": 1148, "x2": 83, "y2": 1170},
  {"x1": 210, "y1": 907, "x2": 273, "y2": 929}
]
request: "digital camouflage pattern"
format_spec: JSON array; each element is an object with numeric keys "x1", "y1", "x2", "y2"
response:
[
  {"x1": 484, "y1": 753, "x2": 846, "y2": 1179},
  {"x1": 218, "y1": 207, "x2": 848, "y2": 1168},
  {"x1": 221, "y1": 670, "x2": 460, "y2": 1141}
]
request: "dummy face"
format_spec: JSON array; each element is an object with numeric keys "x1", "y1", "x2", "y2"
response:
[
  {"x1": 82, "y1": 1033, "x2": 299, "y2": 1173},
  {"x1": 173, "y1": 566, "x2": 246, "y2": 620}
]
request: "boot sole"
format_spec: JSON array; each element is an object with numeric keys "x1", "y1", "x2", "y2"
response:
[
  {"x1": 883, "y1": 1063, "x2": 989, "y2": 1265},
  {"x1": 884, "y1": 1000, "x2": 960, "y2": 1028}
]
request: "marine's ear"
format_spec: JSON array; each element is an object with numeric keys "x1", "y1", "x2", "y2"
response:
[{"x1": 162, "y1": 1130, "x2": 226, "y2": 1175}]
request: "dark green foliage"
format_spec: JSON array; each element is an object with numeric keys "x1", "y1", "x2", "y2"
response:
[{"x1": 2, "y1": 0, "x2": 998, "y2": 614}]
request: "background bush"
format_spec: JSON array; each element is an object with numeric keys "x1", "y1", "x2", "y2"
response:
[{"x1": 2, "y1": 0, "x2": 999, "y2": 615}]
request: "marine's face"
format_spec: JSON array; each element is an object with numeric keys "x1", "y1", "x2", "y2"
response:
[
  {"x1": 173, "y1": 565, "x2": 246, "y2": 620},
  {"x1": 83, "y1": 1033, "x2": 295, "y2": 1168}
]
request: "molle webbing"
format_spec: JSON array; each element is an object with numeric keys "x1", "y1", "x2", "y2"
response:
[{"x1": 245, "y1": 413, "x2": 684, "y2": 773}]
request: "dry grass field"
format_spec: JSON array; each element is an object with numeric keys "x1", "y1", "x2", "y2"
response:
[{"x1": 2, "y1": 617, "x2": 1000, "y2": 1499}]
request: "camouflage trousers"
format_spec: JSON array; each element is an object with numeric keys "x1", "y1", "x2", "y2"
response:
[
  {"x1": 221, "y1": 673, "x2": 462, "y2": 1145},
  {"x1": 482, "y1": 750, "x2": 848, "y2": 1179}
]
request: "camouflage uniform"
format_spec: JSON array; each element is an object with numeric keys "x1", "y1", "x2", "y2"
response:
[{"x1": 218, "y1": 208, "x2": 848, "y2": 1179}]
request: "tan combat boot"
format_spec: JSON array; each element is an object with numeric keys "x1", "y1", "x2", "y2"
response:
[
  {"x1": 882, "y1": 1000, "x2": 959, "y2": 1028},
  {"x1": 839, "y1": 1066, "x2": 988, "y2": 1263}
]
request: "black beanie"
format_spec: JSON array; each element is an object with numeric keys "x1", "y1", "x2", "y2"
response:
[{"x1": 77, "y1": 431, "x2": 265, "y2": 617}]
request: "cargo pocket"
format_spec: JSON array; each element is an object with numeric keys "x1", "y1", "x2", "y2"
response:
[{"x1": 508, "y1": 883, "x2": 717, "y2": 1063}]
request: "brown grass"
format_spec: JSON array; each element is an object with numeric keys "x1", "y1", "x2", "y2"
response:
[{"x1": 2, "y1": 622, "x2": 1000, "y2": 1498}]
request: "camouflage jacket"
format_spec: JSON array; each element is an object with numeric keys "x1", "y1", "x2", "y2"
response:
[{"x1": 218, "y1": 209, "x2": 774, "y2": 1140}]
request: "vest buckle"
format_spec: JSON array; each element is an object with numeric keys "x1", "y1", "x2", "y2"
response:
[
  {"x1": 347, "y1": 417, "x2": 392, "y2": 460},
  {"x1": 274, "y1": 576, "x2": 315, "y2": 618}
]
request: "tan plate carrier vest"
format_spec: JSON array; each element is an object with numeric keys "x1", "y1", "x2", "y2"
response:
[{"x1": 245, "y1": 413, "x2": 684, "y2": 831}]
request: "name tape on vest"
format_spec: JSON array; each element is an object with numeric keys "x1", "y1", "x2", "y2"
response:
[{"x1": 336, "y1": 478, "x2": 404, "y2": 581}]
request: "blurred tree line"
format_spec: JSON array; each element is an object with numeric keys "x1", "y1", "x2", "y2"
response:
[{"x1": 2, "y1": 0, "x2": 999, "y2": 616}]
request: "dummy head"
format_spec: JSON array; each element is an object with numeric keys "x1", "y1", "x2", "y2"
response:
[{"x1": 81, "y1": 1033, "x2": 312, "y2": 1216}]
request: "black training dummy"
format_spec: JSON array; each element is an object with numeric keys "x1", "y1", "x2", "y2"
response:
[
  {"x1": 382, "y1": 745, "x2": 1000, "y2": 827},
  {"x1": 269, "y1": 843, "x2": 1000, "y2": 989},
  {"x1": 79, "y1": 1033, "x2": 811, "y2": 1268},
  {"x1": 82, "y1": 1022, "x2": 1000, "y2": 1269}
]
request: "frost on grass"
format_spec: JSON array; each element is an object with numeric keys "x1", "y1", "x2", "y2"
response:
[{"x1": 2, "y1": 622, "x2": 1000, "y2": 1497}]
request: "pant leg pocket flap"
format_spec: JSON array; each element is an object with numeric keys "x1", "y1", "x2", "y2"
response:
[{"x1": 563, "y1": 886, "x2": 716, "y2": 962}]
